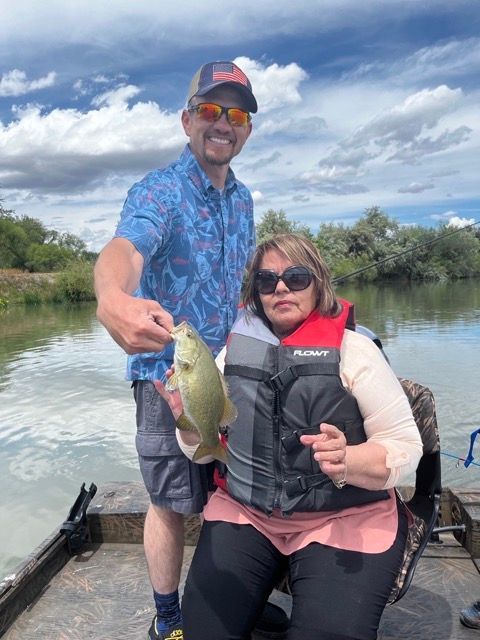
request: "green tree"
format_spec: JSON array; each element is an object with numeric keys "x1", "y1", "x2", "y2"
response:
[
  {"x1": 256, "y1": 209, "x2": 313, "y2": 244},
  {"x1": 348, "y1": 206, "x2": 399, "y2": 259},
  {"x1": 314, "y1": 222, "x2": 350, "y2": 271},
  {"x1": 392, "y1": 226, "x2": 441, "y2": 280},
  {"x1": 16, "y1": 216, "x2": 50, "y2": 246},
  {"x1": 25, "y1": 243, "x2": 74, "y2": 272},
  {"x1": 58, "y1": 232, "x2": 87, "y2": 256},
  {"x1": 0, "y1": 216, "x2": 30, "y2": 268},
  {"x1": 0, "y1": 198, "x2": 91, "y2": 272},
  {"x1": 431, "y1": 225, "x2": 480, "y2": 279}
]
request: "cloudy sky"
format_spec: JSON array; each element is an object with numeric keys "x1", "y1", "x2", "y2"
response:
[{"x1": 1, "y1": 0, "x2": 479, "y2": 251}]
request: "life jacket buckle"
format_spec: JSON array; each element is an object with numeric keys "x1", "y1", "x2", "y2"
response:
[
  {"x1": 270, "y1": 366, "x2": 298, "y2": 391},
  {"x1": 281, "y1": 430, "x2": 302, "y2": 452},
  {"x1": 284, "y1": 475, "x2": 308, "y2": 497}
]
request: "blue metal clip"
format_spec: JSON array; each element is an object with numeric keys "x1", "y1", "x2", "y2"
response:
[{"x1": 464, "y1": 428, "x2": 480, "y2": 468}]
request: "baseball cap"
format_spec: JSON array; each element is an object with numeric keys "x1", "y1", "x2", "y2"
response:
[{"x1": 187, "y1": 61, "x2": 258, "y2": 113}]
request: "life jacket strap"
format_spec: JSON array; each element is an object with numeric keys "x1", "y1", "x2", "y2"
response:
[
  {"x1": 224, "y1": 364, "x2": 271, "y2": 381},
  {"x1": 270, "y1": 363, "x2": 339, "y2": 391},
  {"x1": 284, "y1": 473, "x2": 328, "y2": 497}
]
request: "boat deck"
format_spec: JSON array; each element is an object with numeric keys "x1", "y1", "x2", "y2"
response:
[{"x1": 1, "y1": 481, "x2": 479, "y2": 639}]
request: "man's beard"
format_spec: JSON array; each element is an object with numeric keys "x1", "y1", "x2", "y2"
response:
[{"x1": 203, "y1": 145, "x2": 235, "y2": 167}]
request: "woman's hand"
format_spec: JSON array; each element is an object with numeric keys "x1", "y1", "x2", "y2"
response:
[
  {"x1": 300, "y1": 423, "x2": 347, "y2": 485},
  {"x1": 153, "y1": 368, "x2": 183, "y2": 420},
  {"x1": 154, "y1": 371, "x2": 201, "y2": 446}
]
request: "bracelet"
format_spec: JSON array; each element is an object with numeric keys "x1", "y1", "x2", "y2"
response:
[{"x1": 333, "y1": 461, "x2": 347, "y2": 489}]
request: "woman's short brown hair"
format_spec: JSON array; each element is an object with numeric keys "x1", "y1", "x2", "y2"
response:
[{"x1": 242, "y1": 233, "x2": 342, "y2": 325}]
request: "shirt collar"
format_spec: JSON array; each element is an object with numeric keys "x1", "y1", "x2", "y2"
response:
[{"x1": 180, "y1": 144, "x2": 237, "y2": 197}]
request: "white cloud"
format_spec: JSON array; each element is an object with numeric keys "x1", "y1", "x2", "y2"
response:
[
  {"x1": 252, "y1": 190, "x2": 265, "y2": 203},
  {"x1": 235, "y1": 57, "x2": 308, "y2": 113},
  {"x1": 342, "y1": 37, "x2": 480, "y2": 87},
  {"x1": 398, "y1": 182, "x2": 435, "y2": 194},
  {"x1": 387, "y1": 126, "x2": 472, "y2": 163},
  {"x1": 1, "y1": 1, "x2": 446, "y2": 49},
  {"x1": 0, "y1": 85, "x2": 184, "y2": 192},
  {"x1": 292, "y1": 85, "x2": 469, "y2": 198},
  {"x1": 403, "y1": 38, "x2": 480, "y2": 83},
  {"x1": 446, "y1": 215, "x2": 476, "y2": 228},
  {"x1": 348, "y1": 85, "x2": 463, "y2": 148},
  {"x1": 0, "y1": 70, "x2": 56, "y2": 97},
  {"x1": 91, "y1": 84, "x2": 141, "y2": 108},
  {"x1": 256, "y1": 116, "x2": 326, "y2": 138}
]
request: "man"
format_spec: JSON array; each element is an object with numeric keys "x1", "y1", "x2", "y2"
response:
[{"x1": 94, "y1": 61, "x2": 257, "y2": 640}]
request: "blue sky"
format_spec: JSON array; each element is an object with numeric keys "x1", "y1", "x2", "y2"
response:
[{"x1": 0, "y1": 0, "x2": 479, "y2": 251}]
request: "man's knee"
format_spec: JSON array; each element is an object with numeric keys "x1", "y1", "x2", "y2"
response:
[{"x1": 147, "y1": 503, "x2": 184, "y2": 528}]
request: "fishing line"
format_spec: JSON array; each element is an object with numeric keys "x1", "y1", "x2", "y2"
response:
[
  {"x1": 440, "y1": 451, "x2": 480, "y2": 469},
  {"x1": 439, "y1": 428, "x2": 480, "y2": 469},
  {"x1": 333, "y1": 219, "x2": 480, "y2": 284}
]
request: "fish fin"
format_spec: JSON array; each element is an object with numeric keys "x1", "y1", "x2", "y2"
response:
[
  {"x1": 219, "y1": 397, "x2": 238, "y2": 427},
  {"x1": 218, "y1": 373, "x2": 238, "y2": 427},
  {"x1": 193, "y1": 441, "x2": 227, "y2": 464},
  {"x1": 165, "y1": 372, "x2": 179, "y2": 392},
  {"x1": 218, "y1": 371, "x2": 230, "y2": 396},
  {"x1": 176, "y1": 413, "x2": 200, "y2": 433}
]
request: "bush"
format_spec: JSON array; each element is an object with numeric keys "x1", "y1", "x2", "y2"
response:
[
  {"x1": 25, "y1": 243, "x2": 73, "y2": 272},
  {"x1": 23, "y1": 290, "x2": 44, "y2": 305},
  {"x1": 55, "y1": 260, "x2": 95, "y2": 302}
]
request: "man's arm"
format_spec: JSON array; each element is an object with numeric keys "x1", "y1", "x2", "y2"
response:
[{"x1": 94, "y1": 237, "x2": 174, "y2": 354}]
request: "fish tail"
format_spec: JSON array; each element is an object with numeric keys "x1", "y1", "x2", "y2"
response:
[{"x1": 193, "y1": 441, "x2": 227, "y2": 464}]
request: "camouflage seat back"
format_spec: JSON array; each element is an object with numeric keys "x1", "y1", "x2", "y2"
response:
[
  {"x1": 387, "y1": 500, "x2": 428, "y2": 604},
  {"x1": 388, "y1": 378, "x2": 442, "y2": 605},
  {"x1": 398, "y1": 378, "x2": 440, "y2": 455}
]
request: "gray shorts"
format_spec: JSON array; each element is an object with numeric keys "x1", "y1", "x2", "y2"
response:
[{"x1": 133, "y1": 380, "x2": 210, "y2": 514}]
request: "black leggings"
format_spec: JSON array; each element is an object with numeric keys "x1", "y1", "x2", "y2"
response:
[{"x1": 182, "y1": 506, "x2": 408, "y2": 640}]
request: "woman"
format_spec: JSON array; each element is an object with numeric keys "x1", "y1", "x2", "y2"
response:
[{"x1": 161, "y1": 234, "x2": 423, "y2": 640}]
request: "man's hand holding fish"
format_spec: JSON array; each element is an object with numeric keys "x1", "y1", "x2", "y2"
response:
[{"x1": 154, "y1": 322, "x2": 237, "y2": 462}]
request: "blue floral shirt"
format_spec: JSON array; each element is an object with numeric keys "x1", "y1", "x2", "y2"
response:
[{"x1": 115, "y1": 145, "x2": 256, "y2": 381}]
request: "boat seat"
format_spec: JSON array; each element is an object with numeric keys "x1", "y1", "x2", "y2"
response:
[{"x1": 387, "y1": 378, "x2": 442, "y2": 604}]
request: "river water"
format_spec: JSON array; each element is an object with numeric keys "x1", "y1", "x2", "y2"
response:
[{"x1": 1, "y1": 279, "x2": 479, "y2": 579}]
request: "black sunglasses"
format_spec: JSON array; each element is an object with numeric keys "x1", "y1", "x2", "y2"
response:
[{"x1": 254, "y1": 266, "x2": 314, "y2": 295}]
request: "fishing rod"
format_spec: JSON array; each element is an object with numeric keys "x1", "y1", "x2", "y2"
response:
[{"x1": 332, "y1": 219, "x2": 480, "y2": 284}]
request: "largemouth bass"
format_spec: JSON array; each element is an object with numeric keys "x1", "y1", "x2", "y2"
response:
[{"x1": 166, "y1": 321, "x2": 237, "y2": 463}]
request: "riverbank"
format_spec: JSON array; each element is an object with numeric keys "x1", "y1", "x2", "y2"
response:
[
  {"x1": 0, "y1": 265, "x2": 95, "y2": 305},
  {"x1": 0, "y1": 269, "x2": 57, "y2": 290},
  {"x1": 0, "y1": 270, "x2": 57, "y2": 305}
]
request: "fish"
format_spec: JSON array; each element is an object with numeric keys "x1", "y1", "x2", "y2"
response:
[{"x1": 166, "y1": 321, "x2": 237, "y2": 463}]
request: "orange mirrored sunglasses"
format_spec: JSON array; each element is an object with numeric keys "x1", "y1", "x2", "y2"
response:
[{"x1": 188, "y1": 102, "x2": 251, "y2": 127}]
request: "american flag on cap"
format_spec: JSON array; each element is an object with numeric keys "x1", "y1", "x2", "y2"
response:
[
  {"x1": 212, "y1": 62, "x2": 249, "y2": 88},
  {"x1": 188, "y1": 60, "x2": 257, "y2": 112}
]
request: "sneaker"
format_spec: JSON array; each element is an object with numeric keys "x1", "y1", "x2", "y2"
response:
[
  {"x1": 460, "y1": 600, "x2": 480, "y2": 630},
  {"x1": 253, "y1": 601, "x2": 289, "y2": 638},
  {"x1": 148, "y1": 616, "x2": 184, "y2": 640}
]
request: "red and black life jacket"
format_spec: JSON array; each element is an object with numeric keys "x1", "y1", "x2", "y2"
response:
[{"x1": 218, "y1": 301, "x2": 389, "y2": 516}]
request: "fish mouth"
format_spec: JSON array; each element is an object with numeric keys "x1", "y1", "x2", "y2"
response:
[{"x1": 171, "y1": 321, "x2": 188, "y2": 337}]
